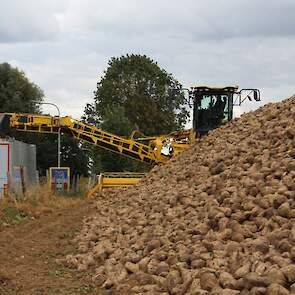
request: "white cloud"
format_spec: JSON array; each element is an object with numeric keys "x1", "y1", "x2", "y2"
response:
[
  {"x1": 0, "y1": 0, "x2": 294, "y2": 120},
  {"x1": 57, "y1": 0, "x2": 295, "y2": 39},
  {"x1": 0, "y1": 0, "x2": 62, "y2": 42}
]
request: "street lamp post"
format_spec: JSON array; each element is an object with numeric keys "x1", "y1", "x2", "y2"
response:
[{"x1": 36, "y1": 102, "x2": 61, "y2": 167}]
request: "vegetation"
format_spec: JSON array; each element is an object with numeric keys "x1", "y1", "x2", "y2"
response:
[
  {"x1": 0, "y1": 184, "x2": 105, "y2": 295},
  {"x1": 84, "y1": 54, "x2": 189, "y2": 172},
  {"x1": 0, "y1": 62, "x2": 43, "y2": 113},
  {"x1": 0, "y1": 62, "x2": 88, "y2": 176},
  {"x1": 0, "y1": 179, "x2": 88, "y2": 229},
  {"x1": 1, "y1": 55, "x2": 189, "y2": 175}
]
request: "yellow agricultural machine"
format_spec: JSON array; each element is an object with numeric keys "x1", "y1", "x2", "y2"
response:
[
  {"x1": 86, "y1": 172, "x2": 146, "y2": 197},
  {"x1": 0, "y1": 86, "x2": 260, "y2": 194}
]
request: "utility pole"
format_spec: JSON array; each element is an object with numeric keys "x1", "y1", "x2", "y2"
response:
[{"x1": 36, "y1": 102, "x2": 61, "y2": 167}]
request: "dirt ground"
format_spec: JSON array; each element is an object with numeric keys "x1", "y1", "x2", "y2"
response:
[{"x1": 0, "y1": 198, "x2": 107, "y2": 295}]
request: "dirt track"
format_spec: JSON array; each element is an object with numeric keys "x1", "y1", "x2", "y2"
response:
[{"x1": 0, "y1": 198, "x2": 107, "y2": 295}]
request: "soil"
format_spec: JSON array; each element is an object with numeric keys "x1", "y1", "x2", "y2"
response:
[{"x1": 0, "y1": 198, "x2": 107, "y2": 295}]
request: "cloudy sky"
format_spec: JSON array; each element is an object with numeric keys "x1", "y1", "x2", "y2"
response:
[{"x1": 1, "y1": 0, "x2": 294, "y2": 124}]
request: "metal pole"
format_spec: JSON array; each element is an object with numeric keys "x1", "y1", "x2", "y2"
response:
[
  {"x1": 58, "y1": 127, "x2": 61, "y2": 167},
  {"x1": 35, "y1": 102, "x2": 61, "y2": 167}
]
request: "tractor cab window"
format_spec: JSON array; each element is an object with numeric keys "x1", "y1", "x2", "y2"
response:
[{"x1": 194, "y1": 92, "x2": 233, "y2": 134}]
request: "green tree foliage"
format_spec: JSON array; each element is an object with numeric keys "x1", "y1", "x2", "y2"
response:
[
  {"x1": 0, "y1": 63, "x2": 43, "y2": 112},
  {"x1": 89, "y1": 106, "x2": 149, "y2": 172},
  {"x1": 35, "y1": 134, "x2": 89, "y2": 177},
  {"x1": 84, "y1": 54, "x2": 189, "y2": 172},
  {"x1": 61, "y1": 135, "x2": 89, "y2": 176},
  {"x1": 0, "y1": 63, "x2": 88, "y2": 176}
]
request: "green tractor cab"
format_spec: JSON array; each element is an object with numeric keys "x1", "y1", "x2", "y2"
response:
[{"x1": 190, "y1": 86, "x2": 260, "y2": 135}]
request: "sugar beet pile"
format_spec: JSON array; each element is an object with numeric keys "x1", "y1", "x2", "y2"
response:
[{"x1": 67, "y1": 96, "x2": 295, "y2": 295}]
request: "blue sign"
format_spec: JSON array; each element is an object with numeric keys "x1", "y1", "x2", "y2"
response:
[{"x1": 49, "y1": 167, "x2": 70, "y2": 192}]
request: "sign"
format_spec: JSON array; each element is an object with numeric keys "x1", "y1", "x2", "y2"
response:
[{"x1": 49, "y1": 167, "x2": 70, "y2": 192}]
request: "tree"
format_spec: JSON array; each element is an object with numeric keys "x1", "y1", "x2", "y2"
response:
[
  {"x1": 0, "y1": 63, "x2": 88, "y2": 176},
  {"x1": 84, "y1": 54, "x2": 189, "y2": 172},
  {"x1": 61, "y1": 135, "x2": 89, "y2": 177},
  {"x1": 35, "y1": 134, "x2": 89, "y2": 177},
  {"x1": 89, "y1": 106, "x2": 149, "y2": 172},
  {"x1": 0, "y1": 63, "x2": 43, "y2": 112}
]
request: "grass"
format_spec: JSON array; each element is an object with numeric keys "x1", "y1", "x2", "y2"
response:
[
  {"x1": 0, "y1": 179, "x2": 88, "y2": 229},
  {"x1": 0, "y1": 178, "x2": 109, "y2": 295},
  {"x1": 0, "y1": 203, "x2": 29, "y2": 227}
]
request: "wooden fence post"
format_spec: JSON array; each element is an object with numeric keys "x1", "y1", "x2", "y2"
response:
[{"x1": 20, "y1": 165, "x2": 26, "y2": 198}]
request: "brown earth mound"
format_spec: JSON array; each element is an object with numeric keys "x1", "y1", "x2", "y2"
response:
[{"x1": 66, "y1": 95, "x2": 295, "y2": 294}]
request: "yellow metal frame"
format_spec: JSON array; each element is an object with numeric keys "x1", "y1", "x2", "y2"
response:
[
  {"x1": 86, "y1": 172, "x2": 145, "y2": 198},
  {"x1": 2, "y1": 86, "x2": 242, "y2": 166},
  {"x1": 5, "y1": 113, "x2": 191, "y2": 165}
]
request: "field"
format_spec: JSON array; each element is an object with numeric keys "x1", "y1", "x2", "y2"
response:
[
  {"x1": 0, "y1": 186, "x2": 107, "y2": 295},
  {"x1": 2, "y1": 96, "x2": 295, "y2": 294}
]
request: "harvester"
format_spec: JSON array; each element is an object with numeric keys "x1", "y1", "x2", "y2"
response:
[{"x1": 0, "y1": 86, "x2": 260, "y2": 193}]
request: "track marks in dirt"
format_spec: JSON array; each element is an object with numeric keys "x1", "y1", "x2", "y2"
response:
[{"x1": 0, "y1": 198, "x2": 107, "y2": 295}]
